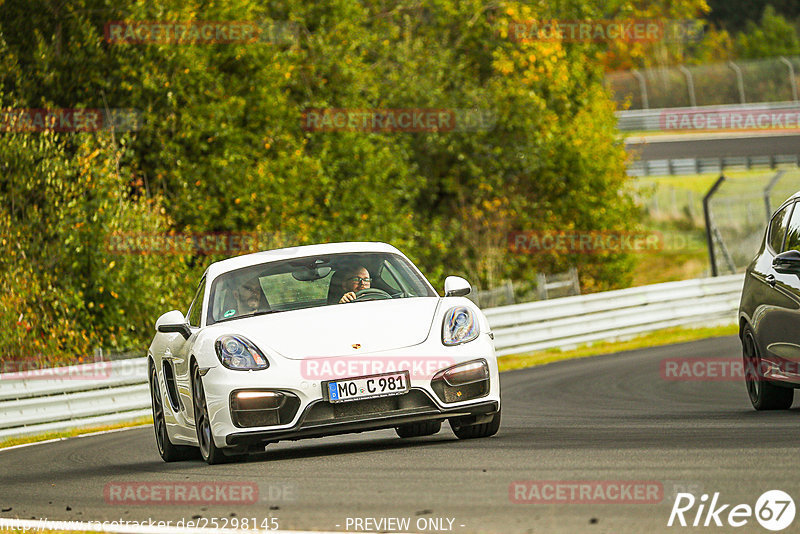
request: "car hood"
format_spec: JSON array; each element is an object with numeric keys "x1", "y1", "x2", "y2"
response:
[{"x1": 225, "y1": 297, "x2": 442, "y2": 359}]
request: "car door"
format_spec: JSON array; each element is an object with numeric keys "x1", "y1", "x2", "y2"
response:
[
  {"x1": 757, "y1": 201, "x2": 800, "y2": 370},
  {"x1": 164, "y1": 276, "x2": 205, "y2": 420}
]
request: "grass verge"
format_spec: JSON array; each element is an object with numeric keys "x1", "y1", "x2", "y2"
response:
[
  {"x1": 631, "y1": 218, "x2": 710, "y2": 285},
  {"x1": 631, "y1": 168, "x2": 799, "y2": 284},
  {"x1": 498, "y1": 324, "x2": 739, "y2": 372},
  {"x1": 0, "y1": 416, "x2": 152, "y2": 450}
]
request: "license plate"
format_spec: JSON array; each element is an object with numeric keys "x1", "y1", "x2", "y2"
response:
[{"x1": 324, "y1": 371, "x2": 410, "y2": 403}]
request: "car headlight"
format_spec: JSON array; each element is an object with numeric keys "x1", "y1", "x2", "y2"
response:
[
  {"x1": 215, "y1": 335, "x2": 269, "y2": 371},
  {"x1": 442, "y1": 306, "x2": 479, "y2": 346}
]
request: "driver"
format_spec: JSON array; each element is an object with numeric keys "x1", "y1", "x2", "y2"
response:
[{"x1": 338, "y1": 266, "x2": 371, "y2": 303}]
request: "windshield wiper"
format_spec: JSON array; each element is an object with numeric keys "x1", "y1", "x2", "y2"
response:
[
  {"x1": 218, "y1": 310, "x2": 281, "y2": 322},
  {"x1": 245, "y1": 309, "x2": 281, "y2": 318}
]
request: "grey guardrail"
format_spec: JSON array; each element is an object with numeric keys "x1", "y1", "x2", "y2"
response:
[
  {"x1": 485, "y1": 274, "x2": 744, "y2": 356},
  {"x1": 0, "y1": 274, "x2": 744, "y2": 441},
  {"x1": 0, "y1": 358, "x2": 151, "y2": 441},
  {"x1": 627, "y1": 154, "x2": 799, "y2": 176}
]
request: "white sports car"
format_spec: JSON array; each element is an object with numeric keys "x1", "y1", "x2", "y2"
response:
[{"x1": 147, "y1": 242, "x2": 501, "y2": 464}]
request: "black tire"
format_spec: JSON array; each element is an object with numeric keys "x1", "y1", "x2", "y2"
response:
[
  {"x1": 742, "y1": 326, "x2": 793, "y2": 410},
  {"x1": 395, "y1": 420, "x2": 442, "y2": 438},
  {"x1": 149, "y1": 363, "x2": 195, "y2": 462},
  {"x1": 450, "y1": 409, "x2": 501, "y2": 439},
  {"x1": 192, "y1": 364, "x2": 235, "y2": 464}
]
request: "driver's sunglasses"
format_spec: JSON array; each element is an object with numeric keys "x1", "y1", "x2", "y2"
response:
[{"x1": 348, "y1": 277, "x2": 371, "y2": 284}]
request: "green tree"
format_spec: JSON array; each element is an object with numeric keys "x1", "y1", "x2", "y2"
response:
[
  {"x1": 0, "y1": 117, "x2": 185, "y2": 363},
  {"x1": 707, "y1": 0, "x2": 800, "y2": 34},
  {"x1": 736, "y1": 5, "x2": 800, "y2": 59},
  {"x1": 1, "y1": 0, "x2": 644, "y2": 362}
]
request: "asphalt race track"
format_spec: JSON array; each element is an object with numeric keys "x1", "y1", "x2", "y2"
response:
[
  {"x1": 626, "y1": 133, "x2": 800, "y2": 161},
  {"x1": 2, "y1": 335, "x2": 799, "y2": 534}
]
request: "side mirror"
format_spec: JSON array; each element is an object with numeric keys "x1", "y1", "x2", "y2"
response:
[
  {"x1": 773, "y1": 250, "x2": 800, "y2": 275},
  {"x1": 155, "y1": 310, "x2": 192, "y2": 340},
  {"x1": 444, "y1": 276, "x2": 471, "y2": 297}
]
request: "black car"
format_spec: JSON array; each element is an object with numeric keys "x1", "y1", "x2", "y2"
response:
[{"x1": 739, "y1": 190, "x2": 800, "y2": 410}]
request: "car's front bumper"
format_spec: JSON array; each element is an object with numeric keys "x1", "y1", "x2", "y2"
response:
[
  {"x1": 225, "y1": 393, "x2": 499, "y2": 448},
  {"x1": 191, "y1": 334, "x2": 501, "y2": 449}
]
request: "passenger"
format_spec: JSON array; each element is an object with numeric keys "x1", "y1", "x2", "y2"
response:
[{"x1": 233, "y1": 275, "x2": 269, "y2": 315}]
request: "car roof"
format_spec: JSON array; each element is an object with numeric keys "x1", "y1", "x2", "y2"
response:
[{"x1": 203, "y1": 241, "x2": 405, "y2": 282}]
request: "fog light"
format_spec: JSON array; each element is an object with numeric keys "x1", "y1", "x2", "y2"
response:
[
  {"x1": 441, "y1": 361, "x2": 488, "y2": 386},
  {"x1": 431, "y1": 360, "x2": 490, "y2": 403},
  {"x1": 235, "y1": 391, "x2": 284, "y2": 409},
  {"x1": 230, "y1": 390, "x2": 300, "y2": 428}
]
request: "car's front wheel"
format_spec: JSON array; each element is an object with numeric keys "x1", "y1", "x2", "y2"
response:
[
  {"x1": 450, "y1": 409, "x2": 501, "y2": 439},
  {"x1": 395, "y1": 420, "x2": 441, "y2": 438},
  {"x1": 149, "y1": 363, "x2": 194, "y2": 462},
  {"x1": 742, "y1": 326, "x2": 793, "y2": 410},
  {"x1": 192, "y1": 364, "x2": 235, "y2": 464}
]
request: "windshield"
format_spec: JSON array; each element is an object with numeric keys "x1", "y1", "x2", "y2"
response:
[{"x1": 206, "y1": 252, "x2": 436, "y2": 325}]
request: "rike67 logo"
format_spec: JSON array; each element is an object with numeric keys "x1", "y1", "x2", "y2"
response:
[{"x1": 668, "y1": 490, "x2": 795, "y2": 531}]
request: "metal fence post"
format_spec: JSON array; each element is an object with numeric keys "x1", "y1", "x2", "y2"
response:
[
  {"x1": 679, "y1": 65, "x2": 697, "y2": 107},
  {"x1": 779, "y1": 57, "x2": 799, "y2": 102},
  {"x1": 504, "y1": 280, "x2": 515, "y2": 305},
  {"x1": 569, "y1": 266, "x2": 580, "y2": 295},
  {"x1": 728, "y1": 61, "x2": 746, "y2": 104},
  {"x1": 764, "y1": 170, "x2": 787, "y2": 221},
  {"x1": 703, "y1": 175, "x2": 726, "y2": 277},
  {"x1": 536, "y1": 272, "x2": 548, "y2": 300},
  {"x1": 632, "y1": 69, "x2": 649, "y2": 110}
]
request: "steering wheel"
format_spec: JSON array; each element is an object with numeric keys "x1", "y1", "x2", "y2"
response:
[{"x1": 354, "y1": 288, "x2": 392, "y2": 301}]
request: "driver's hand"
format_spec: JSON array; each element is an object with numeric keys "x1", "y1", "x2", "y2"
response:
[{"x1": 339, "y1": 292, "x2": 356, "y2": 303}]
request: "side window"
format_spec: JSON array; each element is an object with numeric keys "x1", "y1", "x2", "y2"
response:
[
  {"x1": 187, "y1": 278, "x2": 206, "y2": 327},
  {"x1": 769, "y1": 203, "x2": 794, "y2": 253},
  {"x1": 379, "y1": 262, "x2": 402, "y2": 293},
  {"x1": 786, "y1": 203, "x2": 800, "y2": 252}
]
